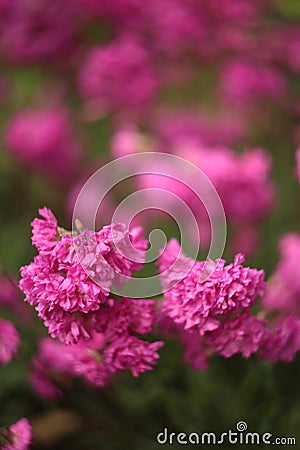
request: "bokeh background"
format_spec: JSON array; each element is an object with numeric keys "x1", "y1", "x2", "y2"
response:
[{"x1": 1, "y1": 0, "x2": 300, "y2": 448}]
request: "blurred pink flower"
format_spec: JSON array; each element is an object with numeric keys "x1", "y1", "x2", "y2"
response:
[
  {"x1": 4, "y1": 107, "x2": 82, "y2": 181},
  {"x1": 78, "y1": 38, "x2": 158, "y2": 116},
  {"x1": 0, "y1": 318, "x2": 20, "y2": 365},
  {"x1": 263, "y1": 233, "x2": 300, "y2": 314},
  {"x1": 2, "y1": 418, "x2": 32, "y2": 450},
  {"x1": 0, "y1": 0, "x2": 87, "y2": 63}
]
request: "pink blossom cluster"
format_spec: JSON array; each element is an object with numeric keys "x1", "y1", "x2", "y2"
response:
[
  {"x1": 4, "y1": 107, "x2": 82, "y2": 181},
  {"x1": 220, "y1": 59, "x2": 286, "y2": 107},
  {"x1": 157, "y1": 239, "x2": 300, "y2": 368},
  {"x1": 0, "y1": 318, "x2": 20, "y2": 365},
  {"x1": 30, "y1": 296, "x2": 162, "y2": 395},
  {"x1": 19, "y1": 208, "x2": 148, "y2": 344},
  {"x1": 0, "y1": 0, "x2": 87, "y2": 63},
  {"x1": 78, "y1": 38, "x2": 158, "y2": 116},
  {"x1": 0, "y1": 418, "x2": 32, "y2": 450},
  {"x1": 263, "y1": 233, "x2": 300, "y2": 314}
]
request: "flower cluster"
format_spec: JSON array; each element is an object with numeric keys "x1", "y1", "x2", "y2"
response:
[
  {"x1": 31, "y1": 296, "x2": 162, "y2": 394},
  {"x1": 158, "y1": 239, "x2": 265, "y2": 334},
  {"x1": 263, "y1": 233, "x2": 300, "y2": 314},
  {"x1": 4, "y1": 107, "x2": 82, "y2": 180},
  {"x1": 0, "y1": 318, "x2": 20, "y2": 365},
  {"x1": 0, "y1": 418, "x2": 32, "y2": 450},
  {"x1": 19, "y1": 208, "x2": 148, "y2": 344},
  {"x1": 79, "y1": 38, "x2": 158, "y2": 116},
  {"x1": 157, "y1": 239, "x2": 300, "y2": 367}
]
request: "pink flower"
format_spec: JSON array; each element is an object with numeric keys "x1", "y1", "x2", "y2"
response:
[
  {"x1": 206, "y1": 311, "x2": 267, "y2": 358},
  {"x1": 0, "y1": 0, "x2": 86, "y2": 63},
  {"x1": 221, "y1": 59, "x2": 286, "y2": 104},
  {"x1": 154, "y1": 109, "x2": 246, "y2": 148},
  {"x1": 4, "y1": 107, "x2": 81, "y2": 180},
  {"x1": 30, "y1": 294, "x2": 162, "y2": 391},
  {"x1": 78, "y1": 38, "x2": 158, "y2": 115},
  {"x1": 263, "y1": 233, "x2": 300, "y2": 314},
  {"x1": 261, "y1": 315, "x2": 300, "y2": 363},
  {"x1": 103, "y1": 336, "x2": 163, "y2": 378},
  {"x1": 1, "y1": 418, "x2": 32, "y2": 450},
  {"x1": 19, "y1": 208, "x2": 148, "y2": 344},
  {"x1": 30, "y1": 338, "x2": 75, "y2": 399},
  {"x1": 0, "y1": 319, "x2": 20, "y2": 365},
  {"x1": 158, "y1": 241, "x2": 266, "y2": 336},
  {"x1": 180, "y1": 331, "x2": 209, "y2": 371}
]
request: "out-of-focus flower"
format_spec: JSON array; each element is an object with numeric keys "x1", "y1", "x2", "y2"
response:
[
  {"x1": 206, "y1": 311, "x2": 266, "y2": 358},
  {"x1": 221, "y1": 59, "x2": 286, "y2": 106},
  {"x1": 176, "y1": 145, "x2": 275, "y2": 225},
  {"x1": 263, "y1": 233, "x2": 300, "y2": 314},
  {"x1": 4, "y1": 107, "x2": 82, "y2": 180},
  {"x1": 0, "y1": 0, "x2": 87, "y2": 63},
  {"x1": 1, "y1": 418, "x2": 32, "y2": 450},
  {"x1": 0, "y1": 273, "x2": 32, "y2": 322},
  {"x1": 30, "y1": 338, "x2": 75, "y2": 399},
  {"x1": 260, "y1": 315, "x2": 300, "y2": 363},
  {"x1": 78, "y1": 38, "x2": 158, "y2": 116},
  {"x1": 0, "y1": 318, "x2": 20, "y2": 365},
  {"x1": 154, "y1": 109, "x2": 246, "y2": 148}
]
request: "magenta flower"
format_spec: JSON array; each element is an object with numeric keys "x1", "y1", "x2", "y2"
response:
[
  {"x1": 30, "y1": 296, "x2": 162, "y2": 391},
  {"x1": 206, "y1": 311, "x2": 267, "y2": 358},
  {"x1": 260, "y1": 315, "x2": 300, "y2": 363},
  {"x1": 4, "y1": 107, "x2": 82, "y2": 180},
  {"x1": 19, "y1": 208, "x2": 148, "y2": 344},
  {"x1": 30, "y1": 338, "x2": 75, "y2": 399},
  {"x1": 158, "y1": 240, "x2": 266, "y2": 336},
  {"x1": 263, "y1": 233, "x2": 300, "y2": 314},
  {"x1": 0, "y1": 318, "x2": 20, "y2": 365},
  {"x1": 78, "y1": 38, "x2": 158, "y2": 115},
  {"x1": 1, "y1": 418, "x2": 32, "y2": 450},
  {"x1": 221, "y1": 59, "x2": 286, "y2": 105},
  {"x1": 0, "y1": 0, "x2": 86, "y2": 63}
]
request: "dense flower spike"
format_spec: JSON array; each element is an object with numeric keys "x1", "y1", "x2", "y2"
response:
[
  {"x1": 0, "y1": 418, "x2": 32, "y2": 450},
  {"x1": 31, "y1": 296, "x2": 162, "y2": 391},
  {"x1": 19, "y1": 208, "x2": 148, "y2": 344},
  {"x1": 0, "y1": 318, "x2": 20, "y2": 365},
  {"x1": 156, "y1": 241, "x2": 272, "y2": 368},
  {"x1": 158, "y1": 240, "x2": 266, "y2": 335}
]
